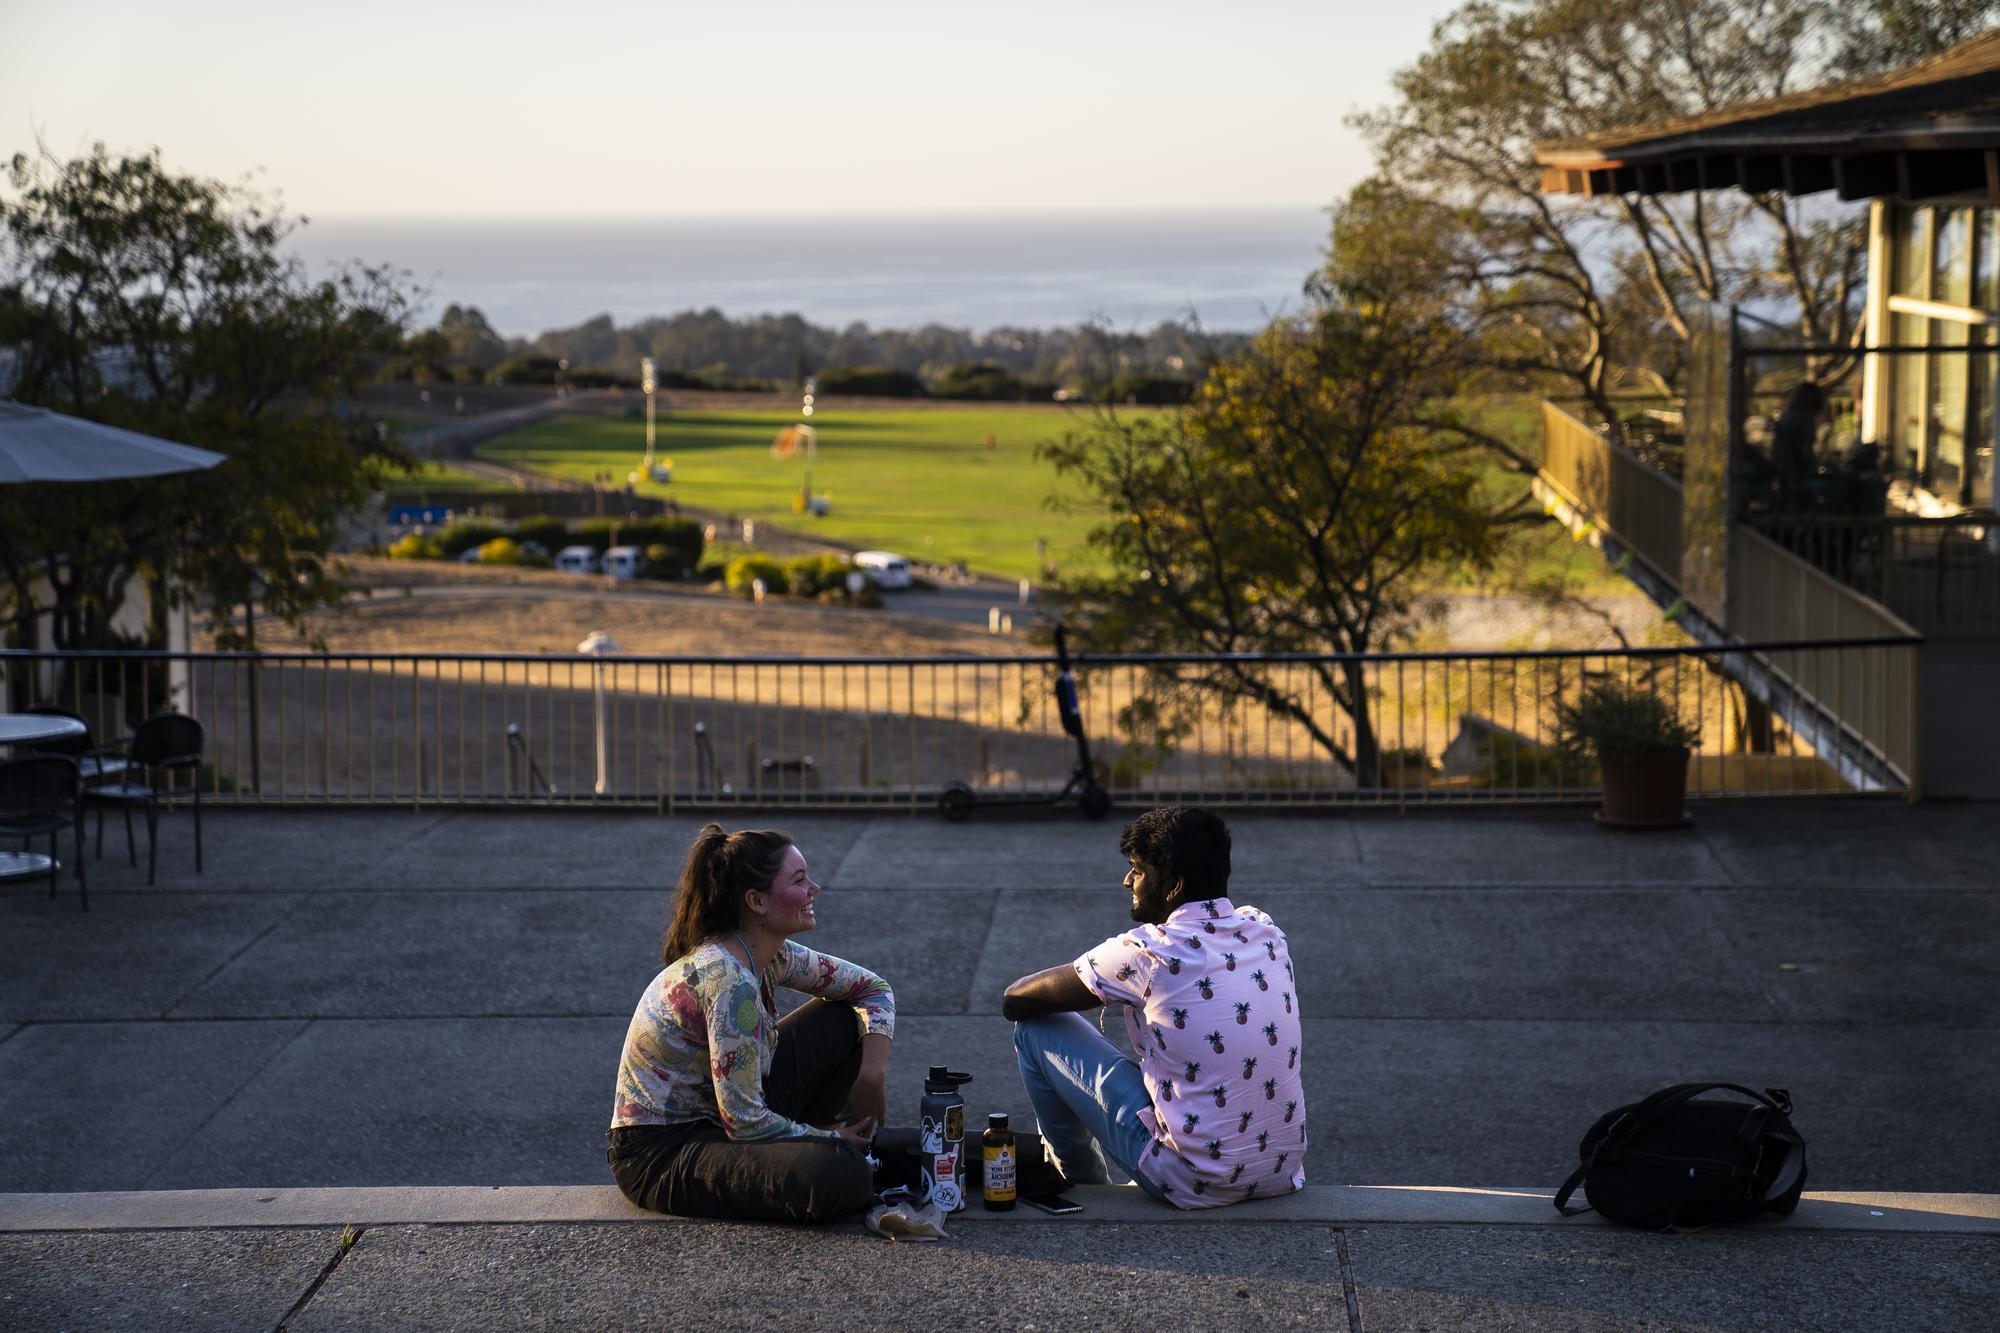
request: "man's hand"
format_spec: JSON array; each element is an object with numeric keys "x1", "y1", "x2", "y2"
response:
[
  {"x1": 837, "y1": 1031, "x2": 892, "y2": 1129},
  {"x1": 1001, "y1": 965, "x2": 1101, "y2": 1021}
]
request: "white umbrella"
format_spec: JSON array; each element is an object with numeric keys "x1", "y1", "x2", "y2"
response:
[{"x1": 0, "y1": 400, "x2": 225, "y2": 483}]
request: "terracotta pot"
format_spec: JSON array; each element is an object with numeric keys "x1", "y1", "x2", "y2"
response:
[{"x1": 1595, "y1": 747, "x2": 1690, "y2": 830}]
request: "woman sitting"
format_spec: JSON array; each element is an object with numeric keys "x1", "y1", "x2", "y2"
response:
[{"x1": 607, "y1": 823, "x2": 894, "y2": 1223}]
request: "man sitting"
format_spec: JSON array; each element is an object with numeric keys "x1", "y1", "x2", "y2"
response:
[{"x1": 1001, "y1": 806, "x2": 1306, "y2": 1207}]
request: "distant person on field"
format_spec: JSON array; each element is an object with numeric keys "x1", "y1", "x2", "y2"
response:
[
  {"x1": 1771, "y1": 381, "x2": 1826, "y2": 512},
  {"x1": 1001, "y1": 807, "x2": 1307, "y2": 1207},
  {"x1": 607, "y1": 824, "x2": 895, "y2": 1224}
]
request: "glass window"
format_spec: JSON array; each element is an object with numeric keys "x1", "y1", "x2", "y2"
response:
[
  {"x1": 1979, "y1": 211, "x2": 2000, "y2": 316},
  {"x1": 1889, "y1": 311, "x2": 1928, "y2": 475},
  {"x1": 1972, "y1": 340, "x2": 1994, "y2": 507},
  {"x1": 1934, "y1": 209, "x2": 1974, "y2": 308},
  {"x1": 1930, "y1": 319, "x2": 1968, "y2": 496},
  {"x1": 1892, "y1": 205, "x2": 1930, "y2": 297}
]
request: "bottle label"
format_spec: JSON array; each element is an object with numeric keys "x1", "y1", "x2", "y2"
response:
[{"x1": 984, "y1": 1145, "x2": 1016, "y2": 1201}]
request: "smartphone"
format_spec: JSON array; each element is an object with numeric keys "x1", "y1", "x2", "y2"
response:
[{"x1": 1023, "y1": 1192, "x2": 1083, "y2": 1215}]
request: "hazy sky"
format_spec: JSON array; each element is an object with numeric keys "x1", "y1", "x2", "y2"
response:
[{"x1": 1, "y1": 0, "x2": 1463, "y2": 220}]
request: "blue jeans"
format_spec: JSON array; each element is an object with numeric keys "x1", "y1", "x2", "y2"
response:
[{"x1": 1011, "y1": 1012, "x2": 1169, "y2": 1202}]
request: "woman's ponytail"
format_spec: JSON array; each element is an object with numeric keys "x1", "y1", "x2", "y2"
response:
[{"x1": 660, "y1": 824, "x2": 794, "y2": 965}]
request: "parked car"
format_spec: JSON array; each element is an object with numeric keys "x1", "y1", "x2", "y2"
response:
[
  {"x1": 604, "y1": 545, "x2": 646, "y2": 581},
  {"x1": 853, "y1": 550, "x2": 912, "y2": 589},
  {"x1": 554, "y1": 545, "x2": 600, "y2": 574}
]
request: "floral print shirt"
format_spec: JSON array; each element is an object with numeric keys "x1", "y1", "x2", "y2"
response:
[
  {"x1": 1073, "y1": 897, "x2": 1306, "y2": 1208},
  {"x1": 612, "y1": 938, "x2": 895, "y2": 1140}
]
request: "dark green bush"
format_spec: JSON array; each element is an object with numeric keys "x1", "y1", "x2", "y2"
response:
[
  {"x1": 513, "y1": 515, "x2": 571, "y2": 552},
  {"x1": 435, "y1": 520, "x2": 507, "y2": 557},
  {"x1": 932, "y1": 361, "x2": 1025, "y2": 401},
  {"x1": 815, "y1": 365, "x2": 926, "y2": 397},
  {"x1": 564, "y1": 367, "x2": 636, "y2": 389},
  {"x1": 1109, "y1": 373, "x2": 1195, "y2": 405},
  {"x1": 567, "y1": 517, "x2": 701, "y2": 571},
  {"x1": 488, "y1": 355, "x2": 564, "y2": 385}
]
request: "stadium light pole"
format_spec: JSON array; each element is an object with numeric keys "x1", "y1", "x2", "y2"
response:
[
  {"x1": 641, "y1": 356, "x2": 657, "y2": 473},
  {"x1": 800, "y1": 376, "x2": 816, "y2": 501}
]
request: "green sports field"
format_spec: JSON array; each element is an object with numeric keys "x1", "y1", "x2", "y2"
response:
[
  {"x1": 476, "y1": 400, "x2": 1621, "y2": 591},
  {"x1": 478, "y1": 406, "x2": 1114, "y2": 581}
]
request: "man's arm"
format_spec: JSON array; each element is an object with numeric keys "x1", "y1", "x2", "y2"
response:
[{"x1": 1002, "y1": 965, "x2": 1101, "y2": 1022}]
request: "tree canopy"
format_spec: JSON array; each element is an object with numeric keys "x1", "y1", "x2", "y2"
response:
[
  {"x1": 1041, "y1": 186, "x2": 1505, "y2": 783},
  {"x1": 0, "y1": 144, "x2": 417, "y2": 649},
  {"x1": 1354, "y1": 0, "x2": 2000, "y2": 423}
]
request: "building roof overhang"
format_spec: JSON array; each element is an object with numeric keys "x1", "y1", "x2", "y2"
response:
[{"x1": 1534, "y1": 29, "x2": 2000, "y2": 203}]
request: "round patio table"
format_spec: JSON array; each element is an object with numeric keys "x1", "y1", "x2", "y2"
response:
[
  {"x1": 0, "y1": 713, "x2": 87, "y2": 748},
  {"x1": 0, "y1": 713, "x2": 88, "y2": 880}
]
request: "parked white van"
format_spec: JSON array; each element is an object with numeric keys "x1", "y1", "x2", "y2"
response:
[
  {"x1": 554, "y1": 545, "x2": 600, "y2": 574},
  {"x1": 604, "y1": 545, "x2": 646, "y2": 581},
  {"x1": 853, "y1": 550, "x2": 913, "y2": 589}
]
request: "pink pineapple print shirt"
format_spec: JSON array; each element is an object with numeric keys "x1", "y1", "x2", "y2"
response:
[{"x1": 1073, "y1": 896, "x2": 1306, "y2": 1207}]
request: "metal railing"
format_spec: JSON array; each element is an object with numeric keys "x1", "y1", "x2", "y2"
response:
[
  {"x1": 0, "y1": 641, "x2": 1920, "y2": 808},
  {"x1": 1727, "y1": 528, "x2": 1924, "y2": 789},
  {"x1": 1539, "y1": 401, "x2": 1685, "y2": 587},
  {"x1": 1746, "y1": 513, "x2": 2000, "y2": 638}
]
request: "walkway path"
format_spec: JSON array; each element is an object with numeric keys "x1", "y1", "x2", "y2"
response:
[{"x1": 4, "y1": 801, "x2": 1995, "y2": 1326}]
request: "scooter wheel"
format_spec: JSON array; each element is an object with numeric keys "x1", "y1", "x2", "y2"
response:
[
  {"x1": 1079, "y1": 783, "x2": 1112, "y2": 820},
  {"x1": 939, "y1": 781, "x2": 975, "y2": 822}
]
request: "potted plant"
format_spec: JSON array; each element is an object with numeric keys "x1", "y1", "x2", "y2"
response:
[{"x1": 1555, "y1": 679, "x2": 1701, "y2": 829}]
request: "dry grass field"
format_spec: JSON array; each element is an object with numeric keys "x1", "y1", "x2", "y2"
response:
[{"x1": 268, "y1": 558, "x2": 1010, "y2": 659}]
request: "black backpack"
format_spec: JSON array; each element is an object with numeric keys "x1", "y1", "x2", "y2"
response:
[{"x1": 1554, "y1": 1083, "x2": 1808, "y2": 1231}]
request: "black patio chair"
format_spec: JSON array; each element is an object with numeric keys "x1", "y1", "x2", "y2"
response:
[
  {"x1": 88, "y1": 712, "x2": 205, "y2": 887},
  {"x1": 21, "y1": 703, "x2": 133, "y2": 789},
  {"x1": 0, "y1": 753, "x2": 87, "y2": 909}
]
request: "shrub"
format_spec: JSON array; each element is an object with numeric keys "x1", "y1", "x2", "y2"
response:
[
  {"x1": 566, "y1": 517, "x2": 703, "y2": 571},
  {"x1": 387, "y1": 532, "x2": 442, "y2": 560},
  {"x1": 620, "y1": 518, "x2": 703, "y2": 572},
  {"x1": 932, "y1": 361, "x2": 1025, "y2": 401},
  {"x1": 1109, "y1": 373, "x2": 1195, "y2": 405},
  {"x1": 513, "y1": 515, "x2": 571, "y2": 552},
  {"x1": 1555, "y1": 680, "x2": 1702, "y2": 764},
  {"x1": 476, "y1": 537, "x2": 529, "y2": 565},
  {"x1": 815, "y1": 365, "x2": 926, "y2": 397},
  {"x1": 1473, "y1": 731, "x2": 1593, "y2": 790},
  {"x1": 724, "y1": 554, "x2": 787, "y2": 597},
  {"x1": 435, "y1": 519, "x2": 507, "y2": 557},
  {"x1": 564, "y1": 367, "x2": 636, "y2": 389},
  {"x1": 488, "y1": 355, "x2": 564, "y2": 385},
  {"x1": 1376, "y1": 746, "x2": 1438, "y2": 787},
  {"x1": 571, "y1": 518, "x2": 618, "y2": 552},
  {"x1": 783, "y1": 553, "x2": 851, "y2": 597}
]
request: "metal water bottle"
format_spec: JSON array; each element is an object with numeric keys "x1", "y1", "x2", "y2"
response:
[{"x1": 918, "y1": 1065, "x2": 974, "y2": 1211}]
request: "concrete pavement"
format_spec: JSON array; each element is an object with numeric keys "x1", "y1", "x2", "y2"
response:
[{"x1": 2, "y1": 800, "x2": 1996, "y2": 1327}]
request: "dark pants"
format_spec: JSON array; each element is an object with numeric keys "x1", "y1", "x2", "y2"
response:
[{"x1": 607, "y1": 998, "x2": 874, "y2": 1224}]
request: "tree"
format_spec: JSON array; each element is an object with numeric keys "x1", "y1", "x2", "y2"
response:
[
  {"x1": 1352, "y1": 0, "x2": 1947, "y2": 423},
  {"x1": 1832, "y1": 1, "x2": 2000, "y2": 73},
  {"x1": 435, "y1": 303, "x2": 508, "y2": 372},
  {"x1": 0, "y1": 144, "x2": 417, "y2": 651},
  {"x1": 1039, "y1": 186, "x2": 1502, "y2": 784}
]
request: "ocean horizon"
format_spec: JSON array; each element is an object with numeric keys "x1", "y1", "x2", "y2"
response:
[{"x1": 283, "y1": 209, "x2": 1329, "y2": 340}]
